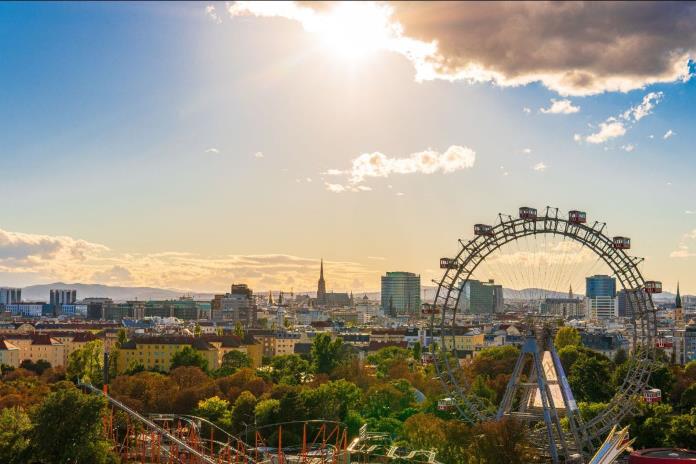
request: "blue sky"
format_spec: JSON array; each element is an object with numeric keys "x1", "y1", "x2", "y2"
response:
[{"x1": 1, "y1": 2, "x2": 696, "y2": 293}]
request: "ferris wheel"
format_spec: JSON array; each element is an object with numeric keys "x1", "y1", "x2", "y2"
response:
[{"x1": 429, "y1": 206, "x2": 660, "y2": 463}]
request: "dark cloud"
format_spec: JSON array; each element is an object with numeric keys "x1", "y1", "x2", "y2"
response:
[{"x1": 392, "y1": 1, "x2": 696, "y2": 95}]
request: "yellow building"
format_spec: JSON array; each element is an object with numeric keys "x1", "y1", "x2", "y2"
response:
[
  {"x1": 116, "y1": 336, "x2": 218, "y2": 374},
  {"x1": 0, "y1": 339, "x2": 21, "y2": 368},
  {"x1": 202, "y1": 335, "x2": 264, "y2": 368},
  {"x1": 42, "y1": 331, "x2": 99, "y2": 366},
  {"x1": 1, "y1": 334, "x2": 66, "y2": 367}
]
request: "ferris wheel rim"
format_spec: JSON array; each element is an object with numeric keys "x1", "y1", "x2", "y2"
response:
[{"x1": 430, "y1": 208, "x2": 659, "y2": 450}]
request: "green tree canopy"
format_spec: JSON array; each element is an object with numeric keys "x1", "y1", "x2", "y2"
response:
[
  {"x1": 67, "y1": 339, "x2": 104, "y2": 385},
  {"x1": 269, "y1": 354, "x2": 310, "y2": 385},
  {"x1": 170, "y1": 346, "x2": 209, "y2": 372},
  {"x1": 311, "y1": 332, "x2": 345, "y2": 374},
  {"x1": 554, "y1": 326, "x2": 581, "y2": 350},
  {"x1": 29, "y1": 384, "x2": 117, "y2": 464},
  {"x1": 195, "y1": 396, "x2": 232, "y2": 430},
  {"x1": 0, "y1": 407, "x2": 32, "y2": 464}
]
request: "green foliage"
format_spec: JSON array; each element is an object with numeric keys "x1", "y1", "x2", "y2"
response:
[
  {"x1": 254, "y1": 399, "x2": 281, "y2": 427},
  {"x1": 19, "y1": 359, "x2": 51, "y2": 375},
  {"x1": 30, "y1": 384, "x2": 117, "y2": 464},
  {"x1": 568, "y1": 353, "x2": 614, "y2": 402},
  {"x1": 67, "y1": 339, "x2": 104, "y2": 385},
  {"x1": 195, "y1": 395, "x2": 232, "y2": 429},
  {"x1": 470, "y1": 346, "x2": 519, "y2": 379},
  {"x1": 269, "y1": 354, "x2": 310, "y2": 385},
  {"x1": 412, "y1": 342, "x2": 422, "y2": 361},
  {"x1": 171, "y1": 346, "x2": 209, "y2": 371},
  {"x1": 680, "y1": 383, "x2": 696, "y2": 410},
  {"x1": 311, "y1": 333, "x2": 344, "y2": 374},
  {"x1": 301, "y1": 379, "x2": 361, "y2": 421},
  {"x1": 230, "y1": 391, "x2": 257, "y2": 435},
  {"x1": 0, "y1": 407, "x2": 32, "y2": 464},
  {"x1": 367, "y1": 346, "x2": 412, "y2": 377},
  {"x1": 613, "y1": 347, "x2": 628, "y2": 365},
  {"x1": 554, "y1": 326, "x2": 581, "y2": 350},
  {"x1": 116, "y1": 328, "x2": 128, "y2": 347},
  {"x1": 217, "y1": 350, "x2": 252, "y2": 376},
  {"x1": 363, "y1": 380, "x2": 415, "y2": 418},
  {"x1": 577, "y1": 402, "x2": 609, "y2": 422}
]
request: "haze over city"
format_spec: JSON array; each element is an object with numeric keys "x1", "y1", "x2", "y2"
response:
[{"x1": 2, "y1": 2, "x2": 696, "y2": 294}]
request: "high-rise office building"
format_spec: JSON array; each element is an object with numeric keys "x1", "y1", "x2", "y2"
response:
[
  {"x1": 381, "y1": 272, "x2": 421, "y2": 316},
  {"x1": 211, "y1": 284, "x2": 257, "y2": 326},
  {"x1": 0, "y1": 288, "x2": 22, "y2": 306},
  {"x1": 50, "y1": 289, "x2": 77, "y2": 306},
  {"x1": 457, "y1": 279, "x2": 504, "y2": 314},
  {"x1": 586, "y1": 275, "x2": 617, "y2": 319}
]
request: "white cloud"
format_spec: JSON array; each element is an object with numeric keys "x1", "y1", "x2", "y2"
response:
[
  {"x1": 205, "y1": 5, "x2": 222, "y2": 24},
  {"x1": 685, "y1": 210, "x2": 696, "y2": 215},
  {"x1": 621, "y1": 144, "x2": 635, "y2": 152},
  {"x1": 323, "y1": 169, "x2": 343, "y2": 176},
  {"x1": 649, "y1": 134, "x2": 655, "y2": 139},
  {"x1": 395, "y1": 192, "x2": 405, "y2": 196},
  {"x1": 621, "y1": 92, "x2": 663, "y2": 122},
  {"x1": 522, "y1": 148, "x2": 532, "y2": 154},
  {"x1": 348, "y1": 145, "x2": 475, "y2": 184},
  {"x1": 573, "y1": 134, "x2": 582, "y2": 142},
  {"x1": 367, "y1": 256, "x2": 386, "y2": 260},
  {"x1": 325, "y1": 182, "x2": 346, "y2": 193},
  {"x1": 254, "y1": 151, "x2": 264, "y2": 158},
  {"x1": 523, "y1": 107, "x2": 531, "y2": 114},
  {"x1": 540, "y1": 99, "x2": 580, "y2": 114},
  {"x1": 533, "y1": 162, "x2": 547, "y2": 172},
  {"x1": 205, "y1": 148, "x2": 220, "y2": 154},
  {"x1": 663, "y1": 129, "x2": 675, "y2": 139},
  {"x1": 0, "y1": 227, "x2": 379, "y2": 291},
  {"x1": 585, "y1": 120, "x2": 627, "y2": 144},
  {"x1": 226, "y1": 2, "x2": 696, "y2": 96},
  {"x1": 671, "y1": 229, "x2": 696, "y2": 258}
]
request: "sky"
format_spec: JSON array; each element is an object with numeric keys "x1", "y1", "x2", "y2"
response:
[{"x1": 1, "y1": 2, "x2": 696, "y2": 294}]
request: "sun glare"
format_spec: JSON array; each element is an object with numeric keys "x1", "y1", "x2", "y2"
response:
[{"x1": 314, "y1": 3, "x2": 395, "y2": 60}]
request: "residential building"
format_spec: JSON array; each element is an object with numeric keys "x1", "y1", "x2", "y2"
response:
[
  {"x1": 1, "y1": 334, "x2": 66, "y2": 367},
  {"x1": 117, "y1": 336, "x2": 218, "y2": 373},
  {"x1": 541, "y1": 298, "x2": 583, "y2": 318},
  {"x1": 380, "y1": 272, "x2": 421, "y2": 316},
  {"x1": 0, "y1": 339, "x2": 20, "y2": 368}
]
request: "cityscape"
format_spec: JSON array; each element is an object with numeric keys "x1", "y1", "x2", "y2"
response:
[{"x1": 2, "y1": 2, "x2": 696, "y2": 464}]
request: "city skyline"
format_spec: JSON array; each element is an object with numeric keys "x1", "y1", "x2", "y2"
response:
[{"x1": 2, "y1": 2, "x2": 696, "y2": 293}]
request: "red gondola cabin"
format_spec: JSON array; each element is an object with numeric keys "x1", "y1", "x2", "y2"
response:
[
  {"x1": 613, "y1": 236, "x2": 631, "y2": 249},
  {"x1": 569, "y1": 210, "x2": 587, "y2": 224},
  {"x1": 474, "y1": 224, "x2": 494, "y2": 237},
  {"x1": 645, "y1": 281, "x2": 662, "y2": 294},
  {"x1": 519, "y1": 207, "x2": 537, "y2": 220},
  {"x1": 440, "y1": 258, "x2": 457, "y2": 269}
]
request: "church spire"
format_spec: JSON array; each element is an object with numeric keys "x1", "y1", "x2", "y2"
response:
[
  {"x1": 317, "y1": 258, "x2": 327, "y2": 305},
  {"x1": 320, "y1": 258, "x2": 324, "y2": 279},
  {"x1": 676, "y1": 281, "x2": 682, "y2": 308}
]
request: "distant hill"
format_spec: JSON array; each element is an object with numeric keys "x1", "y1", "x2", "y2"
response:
[{"x1": 21, "y1": 282, "x2": 213, "y2": 303}]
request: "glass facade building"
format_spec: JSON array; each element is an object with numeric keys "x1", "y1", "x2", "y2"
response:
[
  {"x1": 457, "y1": 279, "x2": 504, "y2": 314},
  {"x1": 586, "y1": 275, "x2": 617, "y2": 319},
  {"x1": 380, "y1": 272, "x2": 421, "y2": 316}
]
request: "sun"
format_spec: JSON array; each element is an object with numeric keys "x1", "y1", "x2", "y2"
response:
[{"x1": 313, "y1": 3, "x2": 396, "y2": 61}]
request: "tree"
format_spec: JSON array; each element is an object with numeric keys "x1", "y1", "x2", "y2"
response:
[
  {"x1": 568, "y1": 354, "x2": 614, "y2": 403},
  {"x1": 116, "y1": 329, "x2": 128, "y2": 348},
  {"x1": 171, "y1": 346, "x2": 208, "y2": 371},
  {"x1": 302, "y1": 379, "x2": 361, "y2": 421},
  {"x1": 470, "y1": 346, "x2": 519, "y2": 379},
  {"x1": 467, "y1": 418, "x2": 536, "y2": 464},
  {"x1": 254, "y1": 399, "x2": 280, "y2": 427},
  {"x1": 221, "y1": 350, "x2": 252, "y2": 372},
  {"x1": 270, "y1": 354, "x2": 310, "y2": 385},
  {"x1": 194, "y1": 323, "x2": 202, "y2": 337},
  {"x1": 0, "y1": 407, "x2": 32, "y2": 464},
  {"x1": 234, "y1": 321, "x2": 245, "y2": 339},
  {"x1": 195, "y1": 396, "x2": 232, "y2": 430},
  {"x1": 613, "y1": 348, "x2": 628, "y2": 365},
  {"x1": 554, "y1": 327, "x2": 581, "y2": 350},
  {"x1": 680, "y1": 383, "x2": 696, "y2": 410},
  {"x1": 67, "y1": 339, "x2": 104, "y2": 385},
  {"x1": 367, "y1": 346, "x2": 412, "y2": 377},
  {"x1": 19, "y1": 359, "x2": 51, "y2": 375},
  {"x1": 231, "y1": 391, "x2": 257, "y2": 436},
  {"x1": 412, "y1": 342, "x2": 422, "y2": 362},
  {"x1": 311, "y1": 332, "x2": 344, "y2": 374},
  {"x1": 403, "y1": 413, "x2": 447, "y2": 451},
  {"x1": 30, "y1": 384, "x2": 117, "y2": 463},
  {"x1": 667, "y1": 411, "x2": 696, "y2": 449}
]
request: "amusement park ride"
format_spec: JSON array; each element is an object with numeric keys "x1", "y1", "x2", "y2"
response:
[
  {"x1": 430, "y1": 206, "x2": 662, "y2": 464},
  {"x1": 77, "y1": 206, "x2": 663, "y2": 464}
]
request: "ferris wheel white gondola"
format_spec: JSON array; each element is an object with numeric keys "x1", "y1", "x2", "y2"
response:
[{"x1": 612, "y1": 236, "x2": 631, "y2": 249}]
